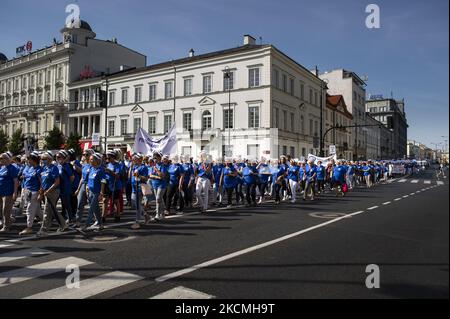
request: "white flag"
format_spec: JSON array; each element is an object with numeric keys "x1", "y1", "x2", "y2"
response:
[
  {"x1": 307, "y1": 153, "x2": 337, "y2": 166},
  {"x1": 133, "y1": 124, "x2": 177, "y2": 156}
]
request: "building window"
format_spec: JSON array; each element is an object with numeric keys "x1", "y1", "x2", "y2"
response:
[
  {"x1": 149, "y1": 84, "x2": 157, "y2": 101},
  {"x1": 148, "y1": 116, "x2": 156, "y2": 134},
  {"x1": 353, "y1": 91, "x2": 357, "y2": 101},
  {"x1": 121, "y1": 89, "x2": 128, "y2": 105},
  {"x1": 282, "y1": 145, "x2": 287, "y2": 156},
  {"x1": 37, "y1": 94, "x2": 42, "y2": 105},
  {"x1": 36, "y1": 120, "x2": 40, "y2": 134},
  {"x1": 273, "y1": 69, "x2": 279, "y2": 88},
  {"x1": 274, "y1": 107, "x2": 279, "y2": 128},
  {"x1": 203, "y1": 75, "x2": 212, "y2": 94},
  {"x1": 249, "y1": 68, "x2": 260, "y2": 87},
  {"x1": 30, "y1": 75, "x2": 35, "y2": 87},
  {"x1": 184, "y1": 78, "x2": 192, "y2": 96},
  {"x1": 108, "y1": 120, "x2": 115, "y2": 136},
  {"x1": 182, "y1": 146, "x2": 192, "y2": 156},
  {"x1": 164, "y1": 114, "x2": 172, "y2": 133},
  {"x1": 309, "y1": 119, "x2": 313, "y2": 136},
  {"x1": 15, "y1": 79, "x2": 19, "y2": 90},
  {"x1": 300, "y1": 115, "x2": 304, "y2": 134},
  {"x1": 183, "y1": 113, "x2": 192, "y2": 131},
  {"x1": 57, "y1": 67, "x2": 63, "y2": 80},
  {"x1": 133, "y1": 118, "x2": 141, "y2": 133},
  {"x1": 290, "y1": 79, "x2": 294, "y2": 96},
  {"x1": 120, "y1": 119, "x2": 128, "y2": 135},
  {"x1": 290, "y1": 146, "x2": 295, "y2": 158},
  {"x1": 46, "y1": 70, "x2": 51, "y2": 83},
  {"x1": 30, "y1": 95, "x2": 34, "y2": 105},
  {"x1": 302, "y1": 147, "x2": 306, "y2": 157},
  {"x1": 282, "y1": 74, "x2": 287, "y2": 92},
  {"x1": 223, "y1": 71, "x2": 234, "y2": 91},
  {"x1": 314, "y1": 91, "x2": 318, "y2": 106},
  {"x1": 283, "y1": 110, "x2": 287, "y2": 130},
  {"x1": 247, "y1": 144, "x2": 260, "y2": 158},
  {"x1": 202, "y1": 110, "x2": 212, "y2": 130},
  {"x1": 165, "y1": 82, "x2": 173, "y2": 99},
  {"x1": 134, "y1": 87, "x2": 142, "y2": 103},
  {"x1": 56, "y1": 89, "x2": 62, "y2": 102},
  {"x1": 224, "y1": 109, "x2": 233, "y2": 129},
  {"x1": 309, "y1": 89, "x2": 313, "y2": 104},
  {"x1": 109, "y1": 92, "x2": 115, "y2": 106},
  {"x1": 21, "y1": 96, "x2": 26, "y2": 105},
  {"x1": 291, "y1": 112, "x2": 295, "y2": 132},
  {"x1": 249, "y1": 106, "x2": 260, "y2": 128},
  {"x1": 314, "y1": 121, "x2": 318, "y2": 136},
  {"x1": 38, "y1": 73, "x2": 43, "y2": 85}
]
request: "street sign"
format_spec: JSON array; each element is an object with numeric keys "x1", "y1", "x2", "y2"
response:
[
  {"x1": 329, "y1": 144, "x2": 336, "y2": 155},
  {"x1": 92, "y1": 133, "x2": 101, "y2": 146}
]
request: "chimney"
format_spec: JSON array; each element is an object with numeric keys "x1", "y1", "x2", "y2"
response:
[
  {"x1": 243, "y1": 35, "x2": 256, "y2": 45},
  {"x1": 189, "y1": 48, "x2": 195, "y2": 58}
]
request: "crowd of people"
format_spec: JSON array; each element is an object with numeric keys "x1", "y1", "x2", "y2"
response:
[{"x1": 0, "y1": 149, "x2": 426, "y2": 236}]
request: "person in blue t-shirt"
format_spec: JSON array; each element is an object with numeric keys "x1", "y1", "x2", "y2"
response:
[
  {"x1": 56, "y1": 150, "x2": 75, "y2": 224},
  {"x1": 129, "y1": 153, "x2": 149, "y2": 229},
  {"x1": 346, "y1": 162, "x2": 355, "y2": 190},
  {"x1": 0, "y1": 152, "x2": 19, "y2": 232},
  {"x1": 19, "y1": 152, "x2": 42, "y2": 236},
  {"x1": 303, "y1": 160, "x2": 317, "y2": 201},
  {"x1": 243, "y1": 159, "x2": 259, "y2": 206},
  {"x1": 74, "y1": 149, "x2": 93, "y2": 226},
  {"x1": 83, "y1": 153, "x2": 106, "y2": 231},
  {"x1": 271, "y1": 159, "x2": 286, "y2": 204},
  {"x1": 103, "y1": 151, "x2": 123, "y2": 223},
  {"x1": 362, "y1": 162, "x2": 372, "y2": 188},
  {"x1": 149, "y1": 153, "x2": 168, "y2": 220},
  {"x1": 332, "y1": 161, "x2": 347, "y2": 196},
  {"x1": 180, "y1": 155, "x2": 194, "y2": 210},
  {"x1": 287, "y1": 160, "x2": 300, "y2": 203},
  {"x1": 257, "y1": 158, "x2": 271, "y2": 204},
  {"x1": 220, "y1": 158, "x2": 238, "y2": 207},
  {"x1": 67, "y1": 149, "x2": 81, "y2": 223},
  {"x1": 38, "y1": 151, "x2": 66, "y2": 235},
  {"x1": 212, "y1": 159, "x2": 224, "y2": 206},
  {"x1": 165, "y1": 155, "x2": 184, "y2": 214},
  {"x1": 315, "y1": 161, "x2": 326, "y2": 194}
]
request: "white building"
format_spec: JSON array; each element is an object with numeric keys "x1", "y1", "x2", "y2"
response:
[
  {"x1": 320, "y1": 69, "x2": 367, "y2": 160},
  {"x1": 68, "y1": 35, "x2": 326, "y2": 159},
  {"x1": 0, "y1": 19, "x2": 146, "y2": 148}
]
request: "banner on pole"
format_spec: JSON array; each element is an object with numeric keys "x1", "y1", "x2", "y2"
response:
[
  {"x1": 134, "y1": 123, "x2": 177, "y2": 156},
  {"x1": 307, "y1": 153, "x2": 337, "y2": 166}
]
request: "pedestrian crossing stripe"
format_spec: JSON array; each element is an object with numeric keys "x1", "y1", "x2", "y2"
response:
[
  {"x1": 398, "y1": 179, "x2": 407, "y2": 183},
  {"x1": 0, "y1": 243, "x2": 14, "y2": 249},
  {"x1": 437, "y1": 181, "x2": 444, "y2": 185},
  {"x1": 411, "y1": 180, "x2": 419, "y2": 183},
  {"x1": 24, "y1": 271, "x2": 143, "y2": 299},
  {"x1": 0, "y1": 257, "x2": 94, "y2": 287},
  {"x1": 0, "y1": 248, "x2": 49, "y2": 265},
  {"x1": 423, "y1": 180, "x2": 431, "y2": 184},
  {"x1": 150, "y1": 286, "x2": 215, "y2": 299}
]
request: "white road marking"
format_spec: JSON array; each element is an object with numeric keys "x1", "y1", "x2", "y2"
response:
[
  {"x1": 409, "y1": 193, "x2": 415, "y2": 196},
  {"x1": 398, "y1": 179, "x2": 407, "y2": 183},
  {"x1": 150, "y1": 286, "x2": 214, "y2": 299},
  {"x1": 394, "y1": 198, "x2": 402, "y2": 201},
  {"x1": 0, "y1": 257, "x2": 93, "y2": 287},
  {"x1": 382, "y1": 201, "x2": 391, "y2": 205},
  {"x1": 367, "y1": 206, "x2": 379, "y2": 210},
  {"x1": 0, "y1": 243, "x2": 14, "y2": 249},
  {"x1": 437, "y1": 181, "x2": 444, "y2": 185},
  {"x1": 24, "y1": 271, "x2": 143, "y2": 299},
  {"x1": 155, "y1": 213, "x2": 359, "y2": 283},
  {"x1": 411, "y1": 180, "x2": 419, "y2": 184},
  {"x1": 403, "y1": 195, "x2": 409, "y2": 198},
  {"x1": 0, "y1": 248, "x2": 49, "y2": 265},
  {"x1": 424, "y1": 180, "x2": 431, "y2": 184}
]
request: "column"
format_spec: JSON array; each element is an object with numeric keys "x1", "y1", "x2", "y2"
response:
[
  {"x1": 92, "y1": 115, "x2": 96, "y2": 134},
  {"x1": 81, "y1": 116, "x2": 85, "y2": 138},
  {"x1": 88, "y1": 115, "x2": 92, "y2": 137}
]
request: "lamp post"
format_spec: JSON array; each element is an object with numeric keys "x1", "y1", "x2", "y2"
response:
[{"x1": 224, "y1": 66, "x2": 232, "y2": 157}]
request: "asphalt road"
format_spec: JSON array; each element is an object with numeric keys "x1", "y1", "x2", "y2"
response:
[{"x1": 0, "y1": 169, "x2": 448, "y2": 299}]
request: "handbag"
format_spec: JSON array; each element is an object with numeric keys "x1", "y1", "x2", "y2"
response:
[{"x1": 342, "y1": 183, "x2": 349, "y2": 193}]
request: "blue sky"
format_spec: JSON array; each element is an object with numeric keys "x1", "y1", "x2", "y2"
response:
[{"x1": 1, "y1": 0, "x2": 448, "y2": 149}]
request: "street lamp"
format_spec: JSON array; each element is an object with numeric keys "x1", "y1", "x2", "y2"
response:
[{"x1": 224, "y1": 66, "x2": 232, "y2": 157}]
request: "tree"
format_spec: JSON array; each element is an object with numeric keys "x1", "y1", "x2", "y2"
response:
[
  {"x1": 65, "y1": 133, "x2": 82, "y2": 156},
  {"x1": 8, "y1": 129, "x2": 24, "y2": 155},
  {"x1": 0, "y1": 130, "x2": 9, "y2": 154},
  {"x1": 44, "y1": 127, "x2": 65, "y2": 150}
]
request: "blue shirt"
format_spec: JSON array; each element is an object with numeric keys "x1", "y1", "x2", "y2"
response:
[
  {"x1": 305, "y1": 164, "x2": 317, "y2": 182},
  {"x1": 149, "y1": 164, "x2": 168, "y2": 189},
  {"x1": 197, "y1": 163, "x2": 213, "y2": 180},
  {"x1": 347, "y1": 165, "x2": 355, "y2": 175},
  {"x1": 23, "y1": 165, "x2": 42, "y2": 192},
  {"x1": 223, "y1": 166, "x2": 238, "y2": 188},
  {"x1": 333, "y1": 165, "x2": 347, "y2": 183},
  {"x1": 271, "y1": 166, "x2": 285, "y2": 185},
  {"x1": 130, "y1": 164, "x2": 149, "y2": 193},
  {"x1": 182, "y1": 163, "x2": 194, "y2": 186},
  {"x1": 87, "y1": 166, "x2": 106, "y2": 194},
  {"x1": 58, "y1": 163, "x2": 74, "y2": 196},
  {"x1": 288, "y1": 165, "x2": 300, "y2": 182},
  {"x1": 106, "y1": 162, "x2": 123, "y2": 191},
  {"x1": 243, "y1": 166, "x2": 258, "y2": 185},
  {"x1": 258, "y1": 164, "x2": 271, "y2": 183},
  {"x1": 81, "y1": 164, "x2": 91, "y2": 184},
  {"x1": 168, "y1": 164, "x2": 182, "y2": 186},
  {"x1": 213, "y1": 164, "x2": 224, "y2": 184},
  {"x1": 41, "y1": 164, "x2": 60, "y2": 191},
  {"x1": 316, "y1": 166, "x2": 326, "y2": 180},
  {"x1": 362, "y1": 165, "x2": 371, "y2": 176},
  {"x1": 0, "y1": 164, "x2": 18, "y2": 196}
]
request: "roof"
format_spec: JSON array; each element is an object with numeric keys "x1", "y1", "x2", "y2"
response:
[
  {"x1": 326, "y1": 94, "x2": 353, "y2": 119},
  {"x1": 80, "y1": 20, "x2": 93, "y2": 32}
]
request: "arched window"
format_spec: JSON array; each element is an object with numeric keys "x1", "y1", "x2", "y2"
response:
[{"x1": 202, "y1": 110, "x2": 212, "y2": 130}]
